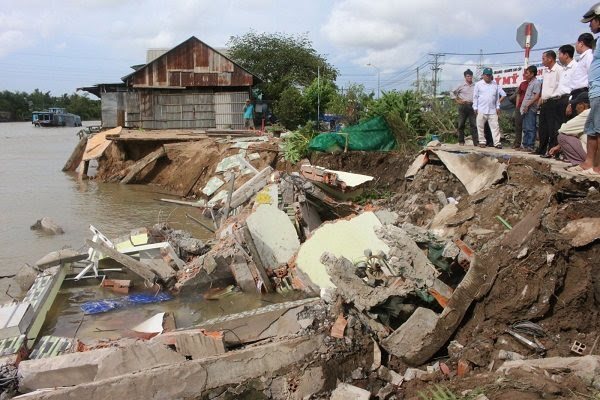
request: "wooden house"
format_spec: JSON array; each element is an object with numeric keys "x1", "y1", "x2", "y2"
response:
[{"x1": 80, "y1": 36, "x2": 259, "y2": 130}]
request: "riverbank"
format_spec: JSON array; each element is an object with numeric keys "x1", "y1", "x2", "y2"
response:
[{"x1": 2, "y1": 127, "x2": 600, "y2": 399}]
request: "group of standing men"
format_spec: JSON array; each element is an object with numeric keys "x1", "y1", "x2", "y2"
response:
[{"x1": 452, "y1": 2, "x2": 600, "y2": 175}]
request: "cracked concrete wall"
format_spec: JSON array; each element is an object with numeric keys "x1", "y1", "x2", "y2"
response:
[{"x1": 16, "y1": 336, "x2": 324, "y2": 400}]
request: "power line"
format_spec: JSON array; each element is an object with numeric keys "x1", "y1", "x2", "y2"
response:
[
  {"x1": 430, "y1": 53, "x2": 444, "y2": 97},
  {"x1": 440, "y1": 44, "x2": 561, "y2": 56}
]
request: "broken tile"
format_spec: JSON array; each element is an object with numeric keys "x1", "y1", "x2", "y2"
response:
[{"x1": 201, "y1": 177, "x2": 225, "y2": 196}]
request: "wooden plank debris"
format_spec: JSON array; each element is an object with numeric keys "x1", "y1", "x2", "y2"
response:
[
  {"x1": 226, "y1": 166, "x2": 273, "y2": 209},
  {"x1": 62, "y1": 137, "x2": 88, "y2": 172},
  {"x1": 120, "y1": 147, "x2": 166, "y2": 184}
]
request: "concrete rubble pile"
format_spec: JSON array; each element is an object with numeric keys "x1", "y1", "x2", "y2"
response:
[{"x1": 2, "y1": 137, "x2": 600, "y2": 399}]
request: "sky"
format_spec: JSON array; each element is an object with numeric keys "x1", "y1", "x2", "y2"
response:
[{"x1": 0, "y1": 0, "x2": 595, "y2": 97}]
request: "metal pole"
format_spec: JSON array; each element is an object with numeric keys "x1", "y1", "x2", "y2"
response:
[
  {"x1": 524, "y1": 23, "x2": 532, "y2": 68},
  {"x1": 366, "y1": 63, "x2": 380, "y2": 99},
  {"x1": 317, "y1": 66, "x2": 320, "y2": 125}
]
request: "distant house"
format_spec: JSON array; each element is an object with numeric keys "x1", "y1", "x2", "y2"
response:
[{"x1": 80, "y1": 36, "x2": 259, "y2": 130}]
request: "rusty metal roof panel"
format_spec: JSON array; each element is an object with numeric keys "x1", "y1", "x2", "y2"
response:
[{"x1": 123, "y1": 37, "x2": 258, "y2": 88}]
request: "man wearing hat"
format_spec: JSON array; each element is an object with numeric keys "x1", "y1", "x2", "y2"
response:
[
  {"x1": 549, "y1": 92, "x2": 590, "y2": 167},
  {"x1": 452, "y1": 69, "x2": 477, "y2": 145},
  {"x1": 473, "y1": 68, "x2": 505, "y2": 149},
  {"x1": 578, "y1": 3, "x2": 600, "y2": 175}
]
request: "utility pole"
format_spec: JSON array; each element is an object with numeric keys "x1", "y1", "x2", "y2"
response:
[
  {"x1": 317, "y1": 66, "x2": 320, "y2": 124},
  {"x1": 416, "y1": 66, "x2": 420, "y2": 94},
  {"x1": 366, "y1": 63, "x2": 381, "y2": 99},
  {"x1": 429, "y1": 53, "x2": 444, "y2": 99}
]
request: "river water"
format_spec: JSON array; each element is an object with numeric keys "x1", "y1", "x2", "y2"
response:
[
  {"x1": 0, "y1": 121, "x2": 212, "y2": 272},
  {"x1": 0, "y1": 122, "x2": 299, "y2": 340}
]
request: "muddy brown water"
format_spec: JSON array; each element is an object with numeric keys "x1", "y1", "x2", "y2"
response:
[{"x1": 0, "y1": 122, "x2": 297, "y2": 341}]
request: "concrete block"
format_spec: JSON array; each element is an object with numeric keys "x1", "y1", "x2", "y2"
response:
[
  {"x1": 34, "y1": 249, "x2": 86, "y2": 269},
  {"x1": 19, "y1": 348, "x2": 117, "y2": 392},
  {"x1": 229, "y1": 254, "x2": 256, "y2": 292},
  {"x1": 95, "y1": 341, "x2": 185, "y2": 380},
  {"x1": 18, "y1": 341, "x2": 185, "y2": 392},
  {"x1": 0, "y1": 303, "x2": 34, "y2": 340},
  {"x1": 246, "y1": 205, "x2": 300, "y2": 270},
  {"x1": 381, "y1": 307, "x2": 439, "y2": 362},
  {"x1": 330, "y1": 383, "x2": 370, "y2": 400}
]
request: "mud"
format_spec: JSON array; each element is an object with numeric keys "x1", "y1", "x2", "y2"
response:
[{"x1": 97, "y1": 138, "x2": 279, "y2": 197}]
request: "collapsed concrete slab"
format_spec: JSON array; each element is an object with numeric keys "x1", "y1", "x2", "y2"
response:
[
  {"x1": 246, "y1": 205, "x2": 300, "y2": 270},
  {"x1": 34, "y1": 249, "x2": 87, "y2": 270},
  {"x1": 380, "y1": 255, "x2": 488, "y2": 366},
  {"x1": 16, "y1": 335, "x2": 324, "y2": 400},
  {"x1": 152, "y1": 329, "x2": 225, "y2": 359},
  {"x1": 197, "y1": 298, "x2": 319, "y2": 345},
  {"x1": 430, "y1": 150, "x2": 507, "y2": 195},
  {"x1": 18, "y1": 341, "x2": 186, "y2": 392},
  {"x1": 295, "y1": 212, "x2": 388, "y2": 291},
  {"x1": 300, "y1": 165, "x2": 374, "y2": 200},
  {"x1": 18, "y1": 348, "x2": 116, "y2": 392},
  {"x1": 380, "y1": 307, "x2": 439, "y2": 363},
  {"x1": 497, "y1": 356, "x2": 600, "y2": 388},
  {"x1": 375, "y1": 224, "x2": 440, "y2": 287},
  {"x1": 320, "y1": 253, "x2": 415, "y2": 313}
]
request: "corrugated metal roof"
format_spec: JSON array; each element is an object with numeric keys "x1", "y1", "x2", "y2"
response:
[{"x1": 122, "y1": 37, "x2": 259, "y2": 89}]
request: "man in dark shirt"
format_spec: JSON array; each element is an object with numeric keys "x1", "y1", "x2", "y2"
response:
[
  {"x1": 452, "y1": 69, "x2": 477, "y2": 145},
  {"x1": 513, "y1": 76, "x2": 529, "y2": 148}
]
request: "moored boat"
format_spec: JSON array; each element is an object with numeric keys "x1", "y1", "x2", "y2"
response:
[{"x1": 32, "y1": 108, "x2": 82, "y2": 127}]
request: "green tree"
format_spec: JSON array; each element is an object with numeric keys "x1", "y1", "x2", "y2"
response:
[
  {"x1": 273, "y1": 87, "x2": 309, "y2": 129},
  {"x1": 227, "y1": 31, "x2": 337, "y2": 101},
  {"x1": 302, "y1": 77, "x2": 338, "y2": 118},
  {"x1": 0, "y1": 89, "x2": 100, "y2": 121}
]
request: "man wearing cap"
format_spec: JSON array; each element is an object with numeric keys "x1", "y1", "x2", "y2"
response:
[
  {"x1": 243, "y1": 99, "x2": 255, "y2": 130},
  {"x1": 536, "y1": 50, "x2": 565, "y2": 158},
  {"x1": 452, "y1": 69, "x2": 477, "y2": 146},
  {"x1": 548, "y1": 92, "x2": 590, "y2": 166},
  {"x1": 473, "y1": 68, "x2": 505, "y2": 149},
  {"x1": 579, "y1": 3, "x2": 600, "y2": 175}
]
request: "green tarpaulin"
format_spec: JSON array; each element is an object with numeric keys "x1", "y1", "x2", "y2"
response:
[{"x1": 308, "y1": 116, "x2": 396, "y2": 152}]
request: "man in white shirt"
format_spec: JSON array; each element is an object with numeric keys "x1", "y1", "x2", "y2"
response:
[
  {"x1": 558, "y1": 44, "x2": 576, "y2": 119},
  {"x1": 473, "y1": 68, "x2": 505, "y2": 149},
  {"x1": 566, "y1": 33, "x2": 594, "y2": 116},
  {"x1": 536, "y1": 50, "x2": 566, "y2": 157}
]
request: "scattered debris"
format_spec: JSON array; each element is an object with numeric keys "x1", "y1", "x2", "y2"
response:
[
  {"x1": 4, "y1": 136, "x2": 600, "y2": 399},
  {"x1": 560, "y1": 217, "x2": 600, "y2": 247}
]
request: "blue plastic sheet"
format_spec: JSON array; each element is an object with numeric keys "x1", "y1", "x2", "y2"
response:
[{"x1": 81, "y1": 292, "x2": 173, "y2": 315}]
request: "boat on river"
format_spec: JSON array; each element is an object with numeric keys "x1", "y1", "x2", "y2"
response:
[{"x1": 32, "y1": 107, "x2": 82, "y2": 127}]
